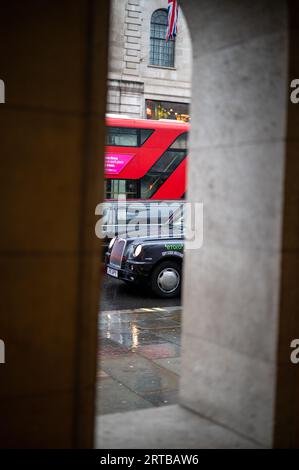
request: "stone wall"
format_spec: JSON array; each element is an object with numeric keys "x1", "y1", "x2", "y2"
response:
[{"x1": 180, "y1": 0, "x2": 299, "y2": 448}]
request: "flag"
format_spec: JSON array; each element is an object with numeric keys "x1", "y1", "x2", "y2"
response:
[{"x1": 166, "y1": 0, "x2": 179, "y2": 42}]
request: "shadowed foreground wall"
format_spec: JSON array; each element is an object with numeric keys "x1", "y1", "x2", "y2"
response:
[{"x1": 0, "y1": 0, "x2": 109, "y2": 448}]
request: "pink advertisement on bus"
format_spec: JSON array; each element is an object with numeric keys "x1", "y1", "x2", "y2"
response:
[{"x1": 105, "y1": 153, "x2": 134, "y2": 175}]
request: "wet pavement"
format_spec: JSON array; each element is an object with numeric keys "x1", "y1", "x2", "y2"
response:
[{"x1": 97, "y1": 306, "x2": 182, "y2": 415}]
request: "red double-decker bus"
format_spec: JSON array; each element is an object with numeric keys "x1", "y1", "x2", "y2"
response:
[{"x1": 104, "y1": 116, "x2": 189, "y2": 201}]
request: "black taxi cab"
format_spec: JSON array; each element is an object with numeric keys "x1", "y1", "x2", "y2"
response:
[{"x1": 105, "y1": 234, "x2": 184, "y2": 298}]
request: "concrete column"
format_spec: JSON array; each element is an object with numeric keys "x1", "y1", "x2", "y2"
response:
[{"x1": 180, "y1": 0, "x2": 299, "y2": 448}]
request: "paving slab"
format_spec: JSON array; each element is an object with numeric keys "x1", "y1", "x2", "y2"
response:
[
  {"x1": 102, "y1": 331, "x2": 167, "y2": 348},
  {"x1": 141, "y1": 389, "x2": 179, "y2": 407},
  {"x1": 99, "y1": 338, "x2": 130, "y2": 358},
  {"x1": 101, "y1": 355, "x2": 179, "y2": 395},
  {"x1": 153, "y1": 357, "x2": 181, "y2": 376},
  {"x1": 96, "y1": 405, "x2": 264, "y2": 449},
  {"x1": 136, "y1": 342, "x2": 180, "y2": 360},
  {"x1": 96, "y1": 377, "x2": 152, "y2": 415},
  {"x1": 135, "y1": 318, "x2": 180, "y2": 330},
  {"x1": 97, "y1": 306, "x2": 182, "y2": 415},
  {"x1": 154, "y1": 328, "x2": 181, "y2": 345}
]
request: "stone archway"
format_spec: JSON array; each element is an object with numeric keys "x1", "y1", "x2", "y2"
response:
[{"x1": 0, "y1": 0, "x2": 298, "y2": 449}]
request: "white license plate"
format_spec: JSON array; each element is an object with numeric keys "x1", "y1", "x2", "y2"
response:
[{"x1": 107, "y1": 267, "x2": 118, "y2": 278}]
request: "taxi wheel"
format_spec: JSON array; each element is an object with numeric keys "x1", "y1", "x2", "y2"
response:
[{"x1": 150, "y1": 260, "x2": 181, "y2": 298}]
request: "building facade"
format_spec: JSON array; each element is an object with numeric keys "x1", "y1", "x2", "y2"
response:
[{"x1": 107, "y1": 0, "x2": 192, "y2": 121}]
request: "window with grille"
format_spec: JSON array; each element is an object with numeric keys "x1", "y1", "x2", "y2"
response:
[{"x1": 150, "y1": 9, "x2": 175, "y2": 68}]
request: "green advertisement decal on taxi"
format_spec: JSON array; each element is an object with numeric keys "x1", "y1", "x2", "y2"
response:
[{"x1": 164, "y1": 244, "x2": 183, "y2": 251}]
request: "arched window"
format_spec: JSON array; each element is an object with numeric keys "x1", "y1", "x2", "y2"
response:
[{"x1": 150, "y1": 9, "x2": 175, "y2": 68}]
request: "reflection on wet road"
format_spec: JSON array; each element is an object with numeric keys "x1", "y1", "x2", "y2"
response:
[
  {"x1": 97, "y1": 306, "x2": 181, "y2": 415},
  {"x1": 100, "y1": 274, "x2": 180, "y2": 311}
]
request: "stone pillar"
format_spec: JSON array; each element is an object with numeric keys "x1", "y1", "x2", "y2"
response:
[
  {"x1": 0, "y1": 0, "x2": 109, "y2": 448},
  {"x1": 123, "y1": 0, "x2": 142, "y2": 78},
  {"x1": 180, "y1": 0, "x2": 299, "y2": 448},
  {"x1": 107, "y1": 79, "x2": 144, "y2": 117},
  {"x1": 106, "y1": 0, "x2": 144, "y2": 117}
]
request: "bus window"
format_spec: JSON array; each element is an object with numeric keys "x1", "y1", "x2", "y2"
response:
[
  {"x1": 140, "y1": 129, "x2": 153, "y2": 145},
  {"x1": 170, "y1": 132, "x2": 188, "y2": 150},
  {"x1": 140, "y1": 133, "x2": 188, "y2": 198},
  {"x1": 106, "y1": 127, "x2": 154, "y2": 147},
  {"x1": 106, "y1": 127, "x2": 138, "y2": 147}
]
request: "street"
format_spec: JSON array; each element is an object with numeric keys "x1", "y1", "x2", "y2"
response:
[
  {"x1": 97, "y1": 273, "x2": 182, "y2": 415},
  {"x1": 100, "y1": 273, "x2": 181, "y2": 311}
]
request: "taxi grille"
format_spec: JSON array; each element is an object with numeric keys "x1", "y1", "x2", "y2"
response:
[{"x1": 110, "y1": 239, "x2": 126, "y2": 268}]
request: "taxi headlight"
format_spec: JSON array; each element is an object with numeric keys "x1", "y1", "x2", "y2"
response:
[
  {"x1": 109, "y1": 237, "x2": 116, "y2": 250},
  {"x1": 133, "y1": 244, "x2": 143, "y2": 258}
]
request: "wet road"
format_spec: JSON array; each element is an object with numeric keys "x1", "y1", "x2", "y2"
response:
[
  {"x1": 100, "y1": 273, "x2": 181, "y2": 311},
  {"x1": 96, "y1": 306, "x2": 181, "y2": 415}
]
